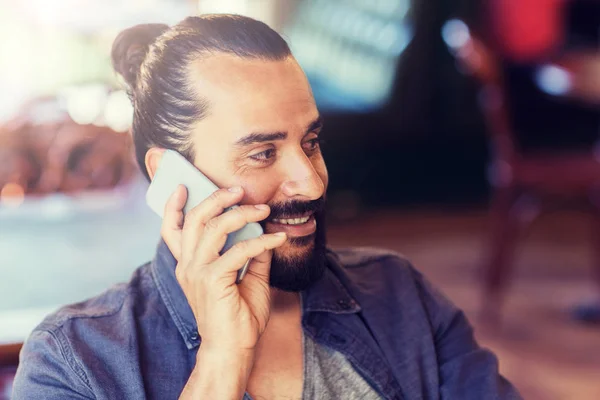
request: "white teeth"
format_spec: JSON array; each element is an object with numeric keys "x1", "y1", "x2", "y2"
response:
[{"x1": 273, "y1": 216, "x2": 310, "y2": 225}]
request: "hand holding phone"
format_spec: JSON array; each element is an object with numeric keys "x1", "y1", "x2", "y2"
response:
[
  {"x1": 146, "y1": 149, "x2": 264, "y2": 282},
  {"x1": 147, "y1": 150, "x2": 288, "y2": 358},
  {"x1": 161, "y1": 183, "x2": 287, "y2": 356}
]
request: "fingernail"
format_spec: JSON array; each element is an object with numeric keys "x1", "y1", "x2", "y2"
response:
[
  {"x1": 171, "y1": 185, "x2": 183, "y2": 198},
  {"x1": 274, "y1": 232, "x2": 287, "y2": 237},
  {"x1": 255, "y1": 204, "x2": 269, "y2": 210},
  {"x1": 228, "y1": 186, "x2": 242, "y2": 193}
]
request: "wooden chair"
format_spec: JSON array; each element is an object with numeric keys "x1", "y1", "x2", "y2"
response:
[
  {"x1": 443, "y1": 19, "x2": 600, "y2": 319},
  {"x1": 0, "y1": 343, "x2": 22, "y2": 398}
]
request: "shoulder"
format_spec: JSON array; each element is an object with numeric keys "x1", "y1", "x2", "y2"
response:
[
  {"x1": 327, "y1": 247, "x2": 446, "y2": 314},
  {"x1": 13, "y1": 263, "x2": 157, "y2": 398},
  {"x1": 328, "y1": 246, "x2": 421, "y2": 285},
  {"x1": 35, "y1": 261, "x2": 155, "y2": 335},
  {"x1": 330, "y1": 246, "x2": 411, "y2": 267}
]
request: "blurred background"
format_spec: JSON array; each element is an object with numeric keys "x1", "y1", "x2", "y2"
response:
[{"x1": 1, "y1": 0, "x2": 600, "y2": 398}]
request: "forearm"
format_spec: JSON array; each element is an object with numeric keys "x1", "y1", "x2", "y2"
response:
[{"x1": 179, "y1": 347, "x2": 255, "y2": 400}]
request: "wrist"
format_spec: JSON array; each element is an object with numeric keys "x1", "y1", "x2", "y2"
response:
[
  {"x1": 197, "y1": 344, "x2": 255, "y2": 361},
  {"x1": 196, "y1": 344, "x2": 256, "y2": 380},
  {"x1": 181, "y1": 346, "x2": 255, "y2": 400},
  {"x1": 198, "y1": 339, "x2": 257, "y2": 357}
]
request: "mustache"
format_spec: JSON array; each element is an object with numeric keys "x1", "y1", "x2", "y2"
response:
[{"x1": 266, "y1": 197, "x2": 325, "y2": 221}]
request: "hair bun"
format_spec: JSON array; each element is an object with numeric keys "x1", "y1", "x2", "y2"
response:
[{"x1": 111, "y1": 23, "x2": 169, "y2": 89}]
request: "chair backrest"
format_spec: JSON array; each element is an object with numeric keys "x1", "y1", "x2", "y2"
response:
[
  {"x1": 0, "y1": 365, "x2": 17, "y2": 400},
  {"x1": 442, "y1": 19, "x2": 518, "y2": 186},
  {"x1": 0, "y1": 343, "x2": 21, "y2": 368}
]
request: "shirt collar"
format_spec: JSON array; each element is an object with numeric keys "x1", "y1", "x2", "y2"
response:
[
  {"x1": 150, "y1": 240, "x2": 361, "y2": 350},
  {"x1": 150, "y1": 239, "x2": 199, "y2": 350},
  {"x1": 302, "y1": 250, "x2": 362, "y2": 314}
]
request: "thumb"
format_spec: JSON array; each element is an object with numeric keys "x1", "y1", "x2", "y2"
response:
[
  {"x1": 245, "y1": 249, "x2": 274, "y2": 281},
  {"x1": 161, "y1": 185, "x2": 187, "y2": 261}
]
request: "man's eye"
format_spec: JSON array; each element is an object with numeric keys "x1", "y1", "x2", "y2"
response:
[
  {"x1": 249, "y1": 148, "x2": 276, "y2": 163},
  {"x1": 303, "y1": 138, "x2": 323, "y2": 152}
]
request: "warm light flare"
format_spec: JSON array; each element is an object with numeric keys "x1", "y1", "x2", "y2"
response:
[{"x1": 0, "y1": 183, "x2": 26, "y2": 207}]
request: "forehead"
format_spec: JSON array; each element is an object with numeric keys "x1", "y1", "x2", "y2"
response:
[{"x1": 187, "y1": 54, "x2": 317, "y2": 142}]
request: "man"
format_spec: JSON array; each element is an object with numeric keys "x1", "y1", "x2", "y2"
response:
[{"x1": 12, "y1": 15, "x2": 521, "y2": 399}]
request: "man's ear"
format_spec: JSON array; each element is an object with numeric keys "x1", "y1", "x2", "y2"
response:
[{"x1": 145, "y1": 148, "x2": 166, "y2": 180}]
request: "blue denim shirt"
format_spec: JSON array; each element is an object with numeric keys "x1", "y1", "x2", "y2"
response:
[{"x1": 12, "y1": 241, "x2": 521, "y2": 399}]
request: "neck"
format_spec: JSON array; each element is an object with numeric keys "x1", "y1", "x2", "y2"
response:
[{"x1": 270, "y1": 288, "x2": 300, "y2": 314}]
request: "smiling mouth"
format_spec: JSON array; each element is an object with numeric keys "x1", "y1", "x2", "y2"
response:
[
  {"x1": 270, "y1": 212, "x2": 313, "y2": 225},
  {"x1": 272, "y1": 216, "x2": 310, "y2": 225},
  {"x1": 265, "y1": 212, "x2": 317, "y2": 238}
]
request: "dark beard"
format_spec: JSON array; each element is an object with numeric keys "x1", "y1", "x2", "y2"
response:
[{"x1": 262, "y1": 199, "x2": 328, "y2": 292}]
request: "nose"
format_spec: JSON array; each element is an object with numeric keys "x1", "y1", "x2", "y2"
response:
[{"x1": 280, "y1": 153, "x2": 325, "y2": 201}]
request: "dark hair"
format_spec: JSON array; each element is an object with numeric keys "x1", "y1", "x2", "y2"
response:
[{"x1": 111, "y1": 15, "x2": 292, "y2": 180}]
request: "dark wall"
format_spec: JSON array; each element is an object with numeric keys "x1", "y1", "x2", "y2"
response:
[{"x1": 322, "y1": 0, "x2": 489, "y2": 208}]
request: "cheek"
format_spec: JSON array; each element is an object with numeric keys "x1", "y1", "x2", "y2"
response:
[
  {"x1": 236, "y1": 175, "x2": 281, "y2": 205},
  {"x1": 314, "y1": 156, "x2": 329, "y2": 192},
  {"x1": 224, "y1": 152, "x2": 329, "y2": 205}
]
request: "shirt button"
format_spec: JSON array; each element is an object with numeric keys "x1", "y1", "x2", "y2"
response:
[
  {"x1": 190, "y1": 331, "x2": 199, "y2": 341},
  {"x1": 338, "y1": 300, "x2": 350, "y2": 309}
]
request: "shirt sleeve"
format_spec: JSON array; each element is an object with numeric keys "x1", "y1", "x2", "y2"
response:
[
  {"x1": 11, "y1": 329, "x2": 95, "y2": 400},
  {"x1": 410, "y1": 268, "x2": 523, "y2": 400}
]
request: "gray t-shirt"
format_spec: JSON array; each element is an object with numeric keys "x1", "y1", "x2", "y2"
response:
[{"x1": 244, "y1": 332, "x2": 381, "y2": 400}]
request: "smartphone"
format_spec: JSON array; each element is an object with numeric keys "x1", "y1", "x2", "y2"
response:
[{"x1": 146, "y1": 149, "x2": 263, "y2": 283}]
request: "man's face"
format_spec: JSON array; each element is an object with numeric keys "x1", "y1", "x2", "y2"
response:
[{"x1": 187, "y1": 54, "x2": 329, "y2": 291}]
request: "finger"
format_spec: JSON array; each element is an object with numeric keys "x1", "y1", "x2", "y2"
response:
[
  {"x1": 243, "y1": 247, "x2": 275, "y2": 281},
  {"x1": 195, "y1": 204, "x2": 271, "y2": 264},
  {"x1": 181, "y1": 187, "x2": 244, "y2": 254},
  {"x1": 161, "y1": 185, "x2": 187, "y2": 261},
  {"x1": 209, "y1": 233, "x2": 287, "y2": 279}
]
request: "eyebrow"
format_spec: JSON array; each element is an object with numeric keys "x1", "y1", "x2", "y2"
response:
[{"x1": 234, "y1": 115, "x2": 323, "y2": 148}]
